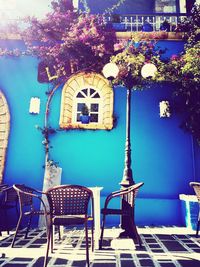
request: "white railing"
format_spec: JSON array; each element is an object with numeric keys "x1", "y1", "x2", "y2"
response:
[{"x1": 105, "y1": 13, "x2": 187, "y2": 32}]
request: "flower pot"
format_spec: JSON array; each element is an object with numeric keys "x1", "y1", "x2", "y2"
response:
[
  {"x1": 112, "y1": 23, "x2": 126, "y2": 32},
  {"x1": 142, "y1": 23, "x2": 153, "y2": 32},
  {"x1": 80, "y1": 115, "x2": 90, "y2": 124},
  {"x1": 160, "y1": 24, "x2": 170, "y2": 32}
]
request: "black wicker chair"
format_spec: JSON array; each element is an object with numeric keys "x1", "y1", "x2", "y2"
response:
[
  {"x1": 0, "y1": 185, "x2": 18, "y2": 235},
  {"x1": 44, "y1": 185, "x2": 94, "y2": 267},
  {"x1": 190, "y1": 182, "x2": 200, "y2": 237},
  {"x1": 99, "y1": 182, "x2": 144, "y2": 249},
  {"x1": 12, "y1": 184, "x2": 48, "y2": 247}
]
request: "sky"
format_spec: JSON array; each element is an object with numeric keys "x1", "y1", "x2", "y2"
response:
[
  {"x1": 0, "y1": 0, "x2": 200, "y2": 21},
  {"x1": 0, "y1": 0, "x2": 78, "y2": 20},
  {"x1": 0, "y1": 0, "x2": 51, "y2": 20}
]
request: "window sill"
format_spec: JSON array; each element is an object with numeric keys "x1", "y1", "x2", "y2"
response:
[{"x1": 60, "y1": 122, "x2": 113, "y2": 130}]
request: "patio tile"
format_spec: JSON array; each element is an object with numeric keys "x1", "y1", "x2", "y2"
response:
[{"x1": 0, "y1": 226, "x2": 199, "y2": 266}]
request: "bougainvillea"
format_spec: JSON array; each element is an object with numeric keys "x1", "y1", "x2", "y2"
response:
[
  {"x1": 22, "y1": 0, "x2": 117, "y2": 84},
  {"x1": 176, "y1": 4, "x2": 200, "y2": 49},
  {"x1": 171, "y1": 4, "x2": 200, "y2": 144},
  {"x1": 110, "y1": 37, "x2": 166, "y2": 87},
  {"x1": 168, "y1": 42, "x2": 200, "y2": 144}
]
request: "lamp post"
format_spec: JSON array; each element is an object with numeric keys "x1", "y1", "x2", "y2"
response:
[{"x1": 103, "y1": 61, "x2": 157, "y2": 238}]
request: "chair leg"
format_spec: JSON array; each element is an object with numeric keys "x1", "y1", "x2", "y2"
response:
[
  {"x1": 58, "y1": 226, "x2": 61, "y2": 240},
  {"x1": 51, "y1": 224, "x2": 54, "y2": 253},
  {"x1": 91, "y1": 219, "x2": 94, "y2": 252},
  {"x1": 99, "y1": 214, "x2": 106, "y2": 249},
  {"x1": 11, "y1": 215, "x2": 22, "y2": 248},
  {"x1": 25, "y1": 215, "x2": 33, "y2": 239},
  {"x1": 3, "y1": 209, "x2": 9, "y2": 235},
  {"x1": 85, "y1": 221, "x2": 90, "y2": 267},
  {"x1": 43, "y1": 223, "x2": 52, "y2": 267},
  {"x1": 196, "y1": 218, "x2": 200, "y2": 237},
  {"x1": 45, "y1": 215, "x2": 49, "y2": 239}
]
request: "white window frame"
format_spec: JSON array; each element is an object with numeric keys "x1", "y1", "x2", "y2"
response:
[
  {"x1": 59, "y1": 72, "x2": 114, "y2": 130},
  {"x1": 72, "y1": 87, "x2": 103, "y2": 124}
]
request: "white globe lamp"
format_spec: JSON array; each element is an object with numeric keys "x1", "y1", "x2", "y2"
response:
[
  {"x1": 102, "y1": 62, "x2": 119, "y2": 79},
  {"x1": 141, "y1": 63, "x2": 157, "y2": 78}
]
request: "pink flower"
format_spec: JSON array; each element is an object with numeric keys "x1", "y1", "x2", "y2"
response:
[{"x1": 171, "y1": 54, "x2": 179, "y2": 60}]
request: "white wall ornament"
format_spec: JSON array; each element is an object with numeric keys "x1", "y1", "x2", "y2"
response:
[
  {"x1": 159, "y1": 100, "x2": 171, "y2": 118},
  {"x1": 29, "y1": 97, "x2": 40, "y2": 114}
]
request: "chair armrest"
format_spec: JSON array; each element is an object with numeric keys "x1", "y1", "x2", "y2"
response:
[
  {"x1": 1, "y1": 185, "x2": 13, "y2": 193},
  {"x1": 90, "y1": 193, "x2": 94, "y2": 220},
  {"x1": 33, "y1": 188, "x2": 47, "y2": 195},
  {"x1": 190, "y1": 182, "x2": 200, "y2": 187},
  {"x1": 13, "y1": 185, "x2": 49, "y2": 214},
  {"x1": 103, "y1": 187, "x2": 129, "y2": 209},
  {"x1": 103, "y1": 183, "x2": 144, "y2": 210},
  {"x1": 0, "y1": 184, "x2": 9, "y2": 192}
]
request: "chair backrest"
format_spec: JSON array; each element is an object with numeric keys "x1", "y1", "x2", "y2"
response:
[
  {"x1": 122, "y1": 182, "x2": 144, "y2": 208},
  {"x1": 0, "y1": 186, "x2": 18, "y2": 205},
  {"x1": 4, "y1": 186, "x2": 18, "y2": 203},
  {"x1": 13, "y1": 184, "x2": 34, "y2": 207},
  {"x1": 190, "y1": 182, "x2": 200, "y2": 203},
  {"x1": 46, "y1": 185, "x2": 93, "y2": 216}
]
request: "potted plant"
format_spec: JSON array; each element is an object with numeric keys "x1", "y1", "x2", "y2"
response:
[
  {"x1": 80, "y1": 104, "x2": 90, "y2": 124},
  {"x1": 160, "y1": 20, "x2": 171, "y2": 32},
  {"x1": 111, "y1": 14, "x2": 126, "y2": 32},
  {"x1": 142, "y1": 21, "x2": 153, "y2": 32}
]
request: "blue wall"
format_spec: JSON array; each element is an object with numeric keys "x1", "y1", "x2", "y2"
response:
[
  {"x1": 79, "y1": 0, "x2": 155, "y2": 14},
  {"x1": 0, "y1": 39, "x2": 199, "y2": 226}
]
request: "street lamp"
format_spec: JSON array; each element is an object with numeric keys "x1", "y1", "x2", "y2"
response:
[
  {"x1": 103, "y1": 61, "x2": 157, "y2": 238},
  {"x1": 103, "y1": 62, "x2": 157, "y2": 186}
]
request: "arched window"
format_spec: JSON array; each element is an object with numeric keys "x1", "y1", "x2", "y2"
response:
[{"x1": 59, "y1": 72, "x2": 114, "y2": 130}]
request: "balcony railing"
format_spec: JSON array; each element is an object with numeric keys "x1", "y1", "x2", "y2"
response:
[{"x1": 105, "y1": 13, "x2": 188, "y2": 32}]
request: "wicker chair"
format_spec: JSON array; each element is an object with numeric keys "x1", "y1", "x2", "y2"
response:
[
  {"x1": 0, "y1": 185, "x2": 18, "y2": 235},
  {"x1": 11, "y1": 184, "x2": 48, "y2": 247},
  {"x1": 44, "y1": 185, "x2": 94, "y2": 267},
  {"x1": 189, "y1": 182, "x2": 200, "y2": 237},
  {"x1": 99, "y1": 182, "x2": 144, "y2": 249}
]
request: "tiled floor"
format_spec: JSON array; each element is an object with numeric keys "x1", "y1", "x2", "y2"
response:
[{"x1": 0, "y1": 226, "x2": 200, "y2": 266}]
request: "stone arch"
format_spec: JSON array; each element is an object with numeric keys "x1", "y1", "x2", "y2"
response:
[
  {"x1": 0, "y1": 91, "x2": 10, "y2": 184},
  {"x1": 59, "y1": 72, "x2": 114, "y2": 130}
]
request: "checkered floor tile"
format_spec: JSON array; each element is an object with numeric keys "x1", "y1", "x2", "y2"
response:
[{"x1": 0, "y1": 227, "x2": 200, "y2": 266}]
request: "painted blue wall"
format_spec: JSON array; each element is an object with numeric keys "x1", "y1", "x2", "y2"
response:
[
  {"x1": 79, "y1": 0, "x2": 155, "y2": 14},
  {"x1": 0, "y1": 39, "x2": 199, "y2": 226}
]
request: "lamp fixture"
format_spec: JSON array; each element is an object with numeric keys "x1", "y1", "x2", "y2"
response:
[
  {"x1": 141, "y1": 63, "x2": 157, "y2": 78},
  {"x1": 102, "y1": 62, "x2": 119, "y2": 80}
]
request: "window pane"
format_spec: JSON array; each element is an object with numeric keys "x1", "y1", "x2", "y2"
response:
[
  {"x1": 155, "y1": 0, "x2": 176, "y2": 13},
  {"x1": 90, "y1": 88, "x2": 95, "y2": 95},
  {"x1": 91, "y1": 104, "x2": 99, "y2": 112},
  {"x1": 77, "y1": 103, "x2": 85, "y2": 112},
  {"x1": 92, "y1": 92, "x2": 100, "y2": 98},
  {"x1": 77, "y1": 92, "x2": 85, "y2": 98},
  {"x1": 82, "y1": 89, "x2": 88, "y2": 96},
  {"x1": 90, "y1": 113, "x2": 98, "y2": 122},
  {"x1": 77, "y1": 113, "x2": 81, "y2": 121}
]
